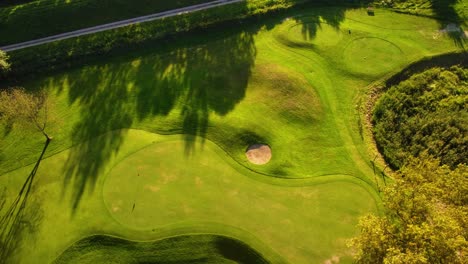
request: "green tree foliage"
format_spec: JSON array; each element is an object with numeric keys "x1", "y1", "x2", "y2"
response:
[
  {"x1": 349, "y1": 156, "x2": 468, "y2": 263},
  {"x1": 373, "y1": 66, "x2": 467, "y2": 169},
  {"x1": 0, "y1": 49, "x2": 10, "y2": 76}
]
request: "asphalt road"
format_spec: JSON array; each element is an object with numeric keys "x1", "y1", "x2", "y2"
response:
[{"x1": 0, "y1": 0, "x2": 243, "y2": 52}]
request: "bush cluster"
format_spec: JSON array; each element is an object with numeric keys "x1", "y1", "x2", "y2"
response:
[{"x1": 373, "y1": 65, "x2": 468, "y2": 169}]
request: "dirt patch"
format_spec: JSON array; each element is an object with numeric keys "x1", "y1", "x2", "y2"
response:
[
  {"x1": 246, "y1": 144, "x2": 272, "y2": 165},
  {"x1": 144, "y1": 185, "x2": 160, "y2": 192}
]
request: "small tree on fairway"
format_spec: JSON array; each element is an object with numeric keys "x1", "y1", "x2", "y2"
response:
[{"x1": 0, "y1": 87, "x2": 52, "y2": 141}]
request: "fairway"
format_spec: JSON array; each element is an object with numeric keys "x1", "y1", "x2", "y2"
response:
[{"x1": 0, "y1": 5, "x2": 465, "y2": 264}]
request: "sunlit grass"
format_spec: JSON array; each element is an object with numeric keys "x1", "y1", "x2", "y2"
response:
[{"x1": 0, "y1": 6, "x2": 464, "y2": 264}]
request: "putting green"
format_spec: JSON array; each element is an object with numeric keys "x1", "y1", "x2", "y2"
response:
[
  {"x1": 343, "y1": 38, "x2": 403, "y2": 76},
  {"x1": 102, "y1": 135, "x2": 378, "y2": 263}
]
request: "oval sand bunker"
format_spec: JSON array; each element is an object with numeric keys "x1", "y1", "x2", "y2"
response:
[{"x1": 246, "y1": 144, "x2": 272, "y2": 165}]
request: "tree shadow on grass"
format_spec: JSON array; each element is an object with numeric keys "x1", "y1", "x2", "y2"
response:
[
  {"x1": 429, "y1": 0, "x2": 466, "y2": 48},
  {"x1": 57, "y1": 0, "x2": 381, "y2": 214},
  {"x1": 0, "y1": 139, "x2": 47, "y2": 263},
  {"x1": 60, "y1": 24, "x2": 257, "y2": 213},
  {"x1": 293, "y1": 1, "x2": 466, "y2": 48},
  {"x1": 215, "y1": 236, "x2": 269, "y2": 264},
  {"x1": 278, "y1": 3, "x2": 372, "y2": 48},
  {"x1": 295, "y1": 6, "x2": 348, "y2": 41}
]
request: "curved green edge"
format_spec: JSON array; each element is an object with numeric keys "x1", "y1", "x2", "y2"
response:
[{"x1": 101, "y1": 130, "x2": 383, "y2": 210}]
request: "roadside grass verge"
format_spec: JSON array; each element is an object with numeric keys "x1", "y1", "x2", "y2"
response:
[
  {"x1": 0, "y1": 0, "x2": 215, "y2": 45},
  {"x1": 2, "y1": 0, "x2": 311, "y2": 78}
]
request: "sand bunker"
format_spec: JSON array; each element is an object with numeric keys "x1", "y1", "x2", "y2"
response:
[{"x1": 246, "y1": 144, "x2": 272, "y2": 165}]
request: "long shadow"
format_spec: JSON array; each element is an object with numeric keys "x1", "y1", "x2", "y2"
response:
[
  {"x1": 52, "y1": 0, "x2": 380, "y2": 214},
  {"x1": 215, "y1": 236, "x2": 269, "y2": 264},
  {"x1": 294, "y1": 6, "x2": 348, "y2": 41},
  {"x1": 277, "y1": 2, "x2": 373, "y2": 47},
  {"x1": 45, "y1": 0, "x2": 461, "y2": 213},
  {"x1": 0, "y1": 138, "x2": 48, "y2": 263},
  {"x1": 60, "y1": 17, "x2": 257, "y2": 212},
  {"x1": 428, "y1": 0, "x2": 466, "y2": 48}
]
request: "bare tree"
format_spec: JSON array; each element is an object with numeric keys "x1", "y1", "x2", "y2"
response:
[
  {"x1": 0, "y1": 87, "x2": 52, "y2": 141},
  {"x1": 0, "y1": 88, "x2": 52, "y2": 263}
]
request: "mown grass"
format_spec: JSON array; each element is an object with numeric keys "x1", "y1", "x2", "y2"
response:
[
  {"x1": 0, "y1": 130, "x2": 378, "y2": 263},
  {"x1": 0, "y1": 5, "x2": 464, "y2": 264}
]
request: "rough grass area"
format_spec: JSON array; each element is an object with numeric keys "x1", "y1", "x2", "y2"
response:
[
  {"x1": 378, "y1": 0, "x2": 468, "y2": 24},
  {"x1": 0, "y1": 5, "x2": 464, "y2": 264},
  {"x1": 54, "y1": 234, "x2": 269, "y2": 264}
]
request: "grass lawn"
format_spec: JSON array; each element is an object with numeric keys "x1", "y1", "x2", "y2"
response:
[
  {"x1": 0, "y1": 5, "x2": 465, "y2": 264},
  {"x1": 0, "y1": 0, "x2": 213, "y2": 45}
]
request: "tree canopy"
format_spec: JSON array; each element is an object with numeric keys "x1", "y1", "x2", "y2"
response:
[
  {"x1": 373, "y1": 66, "x2": 467, "y2": 169},
  {"x1": 350, "y1": 156, "x2": 467, "y2": 263},
  {"x1": 0, "y1": 49, "x2": 10, "y2": 76}
]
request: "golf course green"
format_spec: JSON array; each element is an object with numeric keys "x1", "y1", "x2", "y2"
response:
[{"x1": 0, "y1": 5, "x2": 464, "y2": 264}]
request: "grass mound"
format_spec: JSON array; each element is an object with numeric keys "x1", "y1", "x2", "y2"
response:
[
  {"x1": 373, "y1": 65, "x2": 468, "y2": 169},
  {"x1": 53, "y1": 234, "x2": 269, "y2": 264}
]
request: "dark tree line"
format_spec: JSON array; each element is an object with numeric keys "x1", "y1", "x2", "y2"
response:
[{"x1": 373, "y1": 65, "x2": 467, "y2": 169}]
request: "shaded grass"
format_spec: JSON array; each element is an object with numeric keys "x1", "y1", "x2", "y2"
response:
[
  {"x1": 53, "y1": 234, "x2": 269, "y2": 264},
  {"x1": 381, "y1": 0, "x2": 468, "y2": 23}
]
